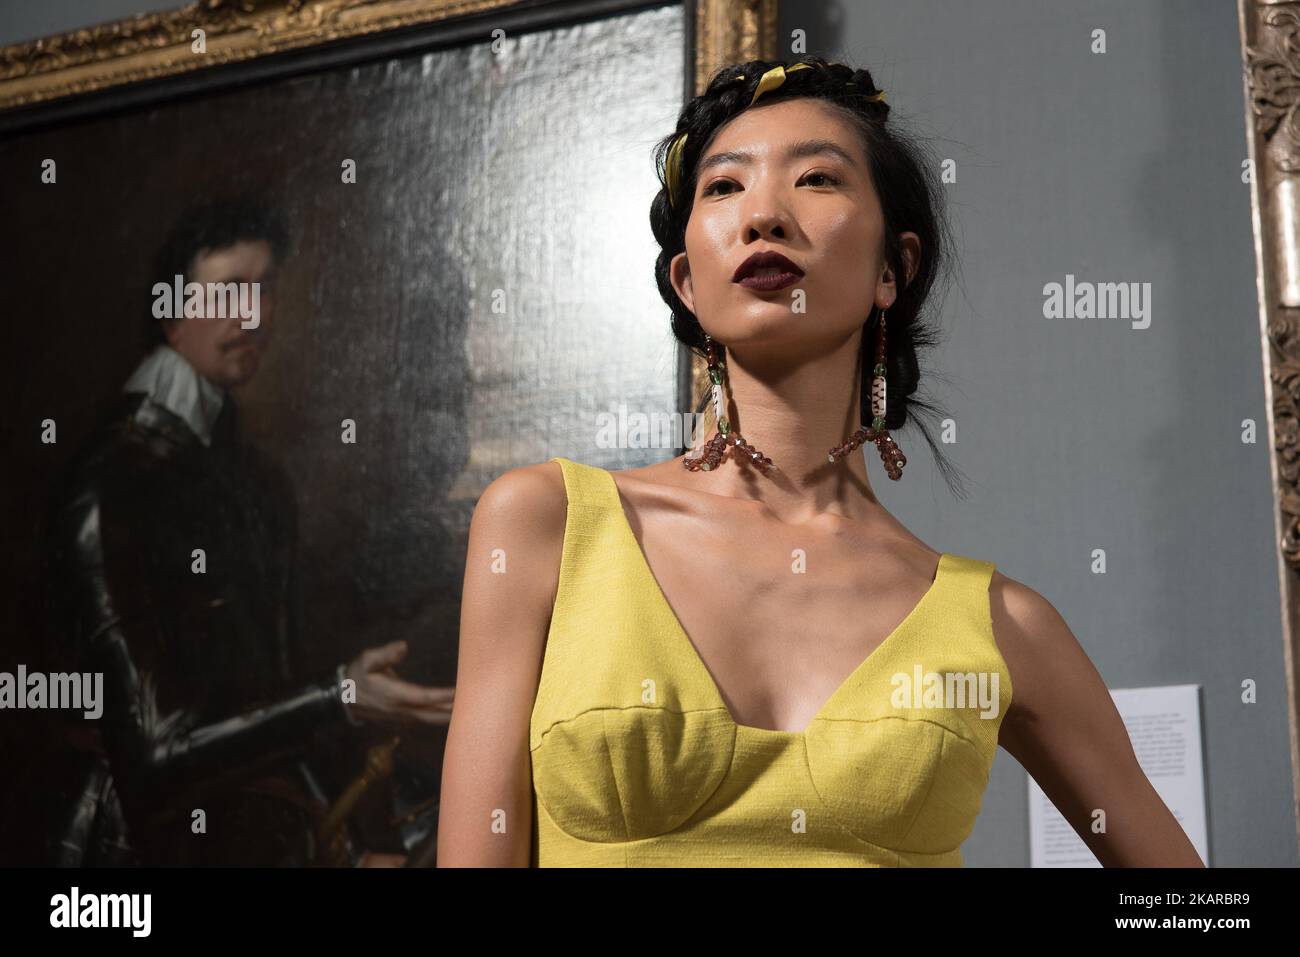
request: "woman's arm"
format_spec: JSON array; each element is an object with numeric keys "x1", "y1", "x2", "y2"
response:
[
  {"x1": 990, "y1": 571, "x2": 1206, "y2": 867},
  {"x1": 437, "y1": 462, "x2": 567, "y2": 866}
]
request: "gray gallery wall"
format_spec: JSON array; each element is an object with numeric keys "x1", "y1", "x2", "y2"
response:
[
  {"x1": 3, "y1": 0, "x2": 1293, "y2": 866},
  {"x1": 0, "y1": 0, "x2": 178, "y2": 45},
  {"x1": 777, "y1": 0, "x2": 1295, "y2": 866}
]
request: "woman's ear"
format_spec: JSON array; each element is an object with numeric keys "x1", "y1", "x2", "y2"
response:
[
  {"x1": 669, "y1": 251, "x2": 696, "y2": 316},
  {"x1": 898, "y1": 231, "x2": 922, "y2": 286}
]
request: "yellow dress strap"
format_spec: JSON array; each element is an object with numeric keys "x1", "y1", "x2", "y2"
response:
[
  {"x1": 906, "y1": 552, "x2": 1011, "y2": 752},
  {"x1": 533, "y1": 456, "x2": 731, "y2": 751},
  {"x1": 548, "y1": 456, "x2": 617, "y2": 510},
  {"x1": 936, "y1": 553, "x2": 996, "y2": 608}
]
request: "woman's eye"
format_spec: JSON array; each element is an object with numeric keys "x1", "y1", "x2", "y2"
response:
[
  {"x1": 801, "y1": 171, "x2": 840, "y2": 187},
  {"x1": 701, "y1": 172, "x2": 840, "y2": 197}
]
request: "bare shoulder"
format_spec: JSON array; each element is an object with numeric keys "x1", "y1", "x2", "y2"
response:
[
  {"x1": 603, "y1": 455, "x2": 689, "y2": 495},
  {"x1": 987, "y1": 566, "x2": 1096, "y2": 730},
  {"x1": 988, "y1": 568, "x2": 1070, "y2": 652},
  {"x1": 472, "y1": 459, "x2": 568, "y2": 536},
  {"x1": 463, "y1": 459, "x2": 570, "y2": 618},
  {"x1": 601, "y1": 455, "x2": 707, "y2": 522}
]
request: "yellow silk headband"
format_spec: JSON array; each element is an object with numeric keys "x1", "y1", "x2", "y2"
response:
[{"x1": 664, "y1": 62, "x2": 887, "y2": 208}]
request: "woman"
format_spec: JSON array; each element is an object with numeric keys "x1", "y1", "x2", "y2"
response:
[{"x1": 438, "y1": 57, "x2": 1203, "y2": 867}]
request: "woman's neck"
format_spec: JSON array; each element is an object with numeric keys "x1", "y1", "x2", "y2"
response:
[{"x1": 697, "y1": 333, "x2": 883, "y2": 522}]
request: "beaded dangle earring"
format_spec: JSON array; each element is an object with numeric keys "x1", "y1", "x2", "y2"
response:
[
  {"x1": 683, "y1": 314, "x2": 907, "y2": 479},
  {"x1": 683, "y1": 335, "x2": 775, "y2": 473},
  {"x1": 827, "y1": 308, "x2": 907, "y2": 480}
]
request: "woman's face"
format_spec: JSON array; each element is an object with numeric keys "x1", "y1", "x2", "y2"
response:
[{"x1": 670, "y1": 97, "x2": 917, "y2": 358}]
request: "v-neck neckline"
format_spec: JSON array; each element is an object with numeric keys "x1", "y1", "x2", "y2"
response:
[{"x1": 599, "y1": 465, "x2": 949, "y2": 738}]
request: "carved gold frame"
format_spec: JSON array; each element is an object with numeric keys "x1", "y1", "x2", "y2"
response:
[
  {"x1": 1241, "y1": 0, "x2": 1300, "y2": 847},
  {"x1": 0, "y1": 0, "x2": 773, "y2": 110},
  {"x1": 0, "y1": 0, "x2": 506, "y2": 109}
]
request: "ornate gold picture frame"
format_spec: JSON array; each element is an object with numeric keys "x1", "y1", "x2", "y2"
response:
[
  {"x1": 0, "y1": 0, "x2": 773, "y2": 112},
  {"x1": 1240, "y1": 0, "x2": 1300, "y2": 845}
]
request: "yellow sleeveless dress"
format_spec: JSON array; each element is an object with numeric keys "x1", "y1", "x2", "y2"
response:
[{"x1": 530, "y1": 456, "x2": 1013, "y2": 866}]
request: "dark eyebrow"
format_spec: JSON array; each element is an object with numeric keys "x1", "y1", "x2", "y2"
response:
[{"x1": 695, "y1": 138, "x2": 859, "y2": 176}]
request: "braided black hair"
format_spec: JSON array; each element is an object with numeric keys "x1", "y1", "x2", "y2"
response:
[{"x1": 649, "y1": 56, "x2": 966, "y2": 497}]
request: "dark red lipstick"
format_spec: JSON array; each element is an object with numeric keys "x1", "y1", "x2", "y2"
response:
[{"x1": 732, "y1": 249, "x2": 805, "y2": 291}]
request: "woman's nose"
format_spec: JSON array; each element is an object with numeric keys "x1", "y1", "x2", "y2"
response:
[{"x1": 739, "y1": 179, "x2": 792, "y2": 237}]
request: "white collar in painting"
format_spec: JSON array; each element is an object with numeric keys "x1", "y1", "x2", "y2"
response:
[{"x1": 123, "y1": 344, "x2": 228, "y2": 447}]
